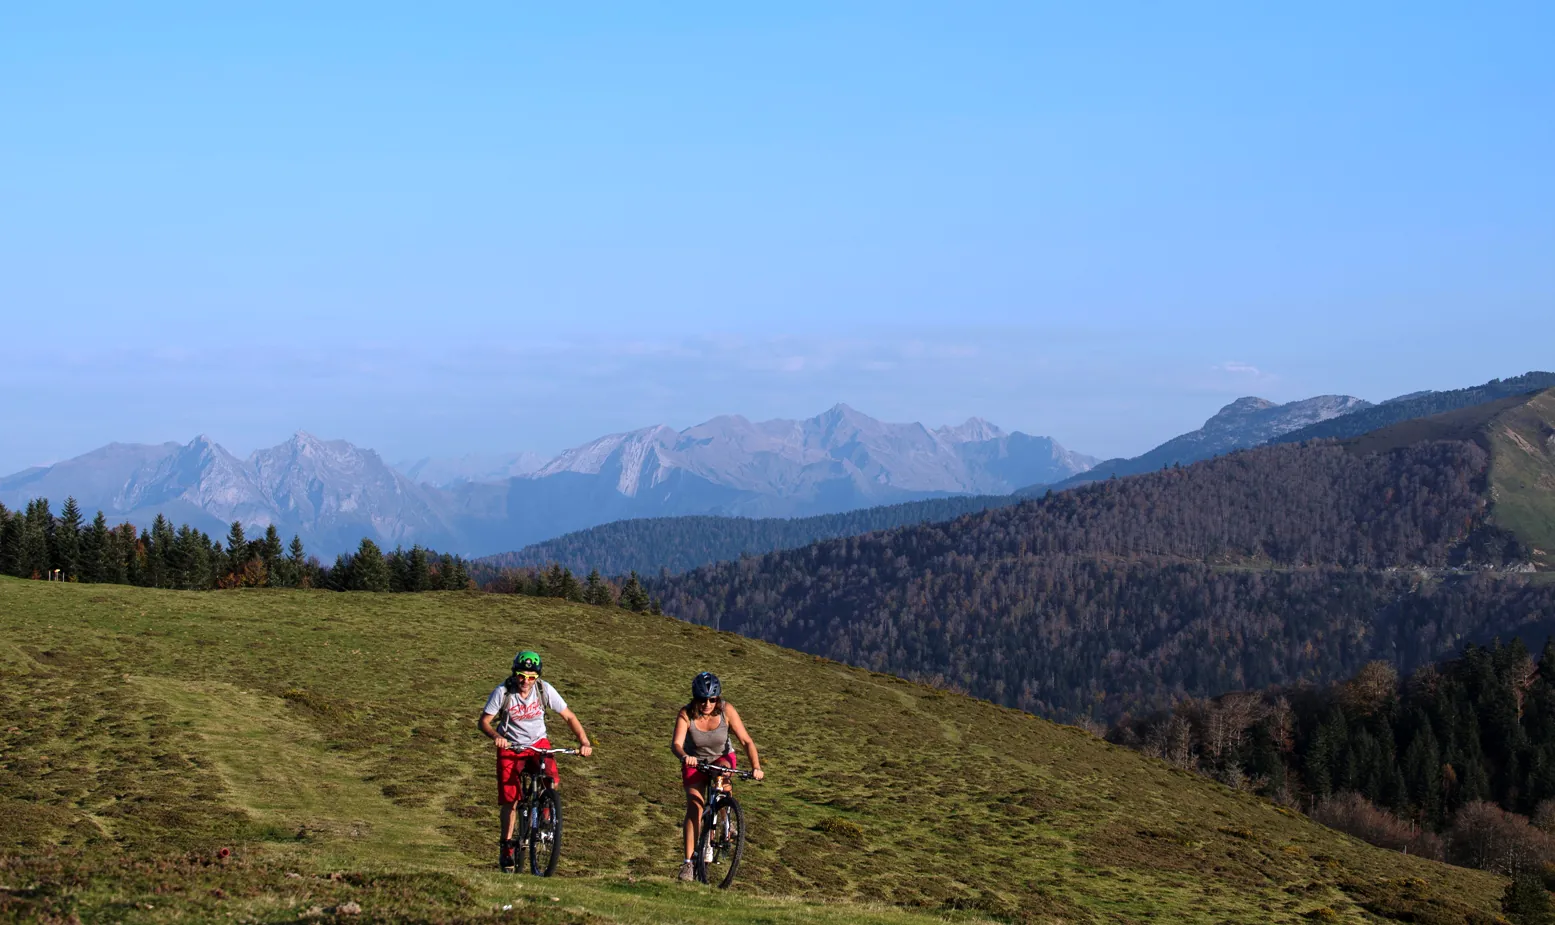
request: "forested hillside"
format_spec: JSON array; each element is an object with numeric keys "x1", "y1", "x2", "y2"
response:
[
  {"x1": 1273, "y1": 371, "x2": 1555, "y2": 445},
  {"x1": 474, "y1": 494, "x2": 1014, "y2": 577},
  {"x1": 1110, "y1": 639, "x2": 1555, "y2": 834},
  {"x1": 653, "y1": 390, "x2": 1555, "y2": 724}
]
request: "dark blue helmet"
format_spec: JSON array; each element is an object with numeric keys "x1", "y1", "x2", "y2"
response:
[{"x1": 692, "y1": 671, "x2": 721, "y2": 700}]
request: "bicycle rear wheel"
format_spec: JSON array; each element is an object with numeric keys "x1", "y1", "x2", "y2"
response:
[{"x1": 529, "y1": 788, "x2": 563, "y2": 877}]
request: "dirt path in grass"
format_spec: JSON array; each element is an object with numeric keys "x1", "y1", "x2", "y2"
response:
[{"x1": 131, "y1": 676, "x2": 469, "y2": 871}]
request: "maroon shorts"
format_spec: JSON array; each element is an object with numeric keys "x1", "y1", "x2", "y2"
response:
[
  {"x1": 683, "y1": 752, "x2": 736, "y2": 790},
  {"x1": 497, "y1": 739, "x2": 558, "y2": 804}
]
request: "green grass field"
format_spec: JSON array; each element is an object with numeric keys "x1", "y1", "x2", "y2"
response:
[
  {"x1": 1486, "y1": 388, "x2": 1555, "y2": 567},
  {"x1": 0, "y1": 579, "x2": 1510, "y2": 923}
]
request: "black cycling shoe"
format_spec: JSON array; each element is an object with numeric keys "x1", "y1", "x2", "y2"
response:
[{"x1": 499, "y1": 841, "x2": 516, "y2": 872}]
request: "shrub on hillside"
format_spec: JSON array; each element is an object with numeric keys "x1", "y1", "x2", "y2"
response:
[
  {"x1": 1503, "y1": 873, "x2": 1555, "y2": 925},
  {"x1": 1309, "y1": 792, "x2": 1444, "y2": 860},
  {"x1": 1448, "y1": 801, "x2": 1555, "y2": 875}
]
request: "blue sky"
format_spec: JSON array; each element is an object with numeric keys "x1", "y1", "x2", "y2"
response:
[{"x1": 2, "y1": 3, "x2": 1551, "y2": 472}]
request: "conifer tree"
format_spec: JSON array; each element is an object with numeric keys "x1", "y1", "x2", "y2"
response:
[
  {"x1": 1305, "y1": 708, "x2": 1347, "y2": 798},
  {"x1": 260, "y1": 525, "x2": 283, "y2": 586},
  {"x1": 559, "y1": 567, "x2": 583, "y2": 602},
  {"x1": 148, "y1": 515, "x2": 174, "y2": 587},
  {"x1": 1503, "y1": 874, "x2": 1554, "y2": 925},
  {"x1": 544, "y1": 563, "x2": 567, "y2": 598},
  {"x1": 81, "y1": 511, "x2": 109, "y2": 583},
  {"x1": 55, "y1": 497, "x2": 83, "y2": 580},
  {"x1": 224, "y1": 521, "x2": 248, "y2": 578},
  {"x1": 21, "y1": 499, "x2": 52, "y2": 579},
  {"x1": 171, "y1": 525, "x2": 199, "y2": 589},
  {"x1": 407, "y1": 546, "x2": 430, "y2": 592},
  {"x1": 444, "y1": 556, "x2": 470, "y2": 591},
  {"x1": 351, "y1": 538, "x2": 391, "y2": 592},
  {"x1": 385, "y1": 547, "x2": 408, "y2": 592},
  {"x1": 582, "y1": 569, "x2": 613, "y2": 606},
  {"x1": 619, "y1": 571, "x2": 650, "y2": 612},
  {"x1": 287, "y1": 536, "x2": 308, "y2": 588},
  {"x1": 328, "y1": 553, "x2": 353, "y2": 591},
  {"x1": 0, "y1": 506, "x2": 21, "y2": 577}
]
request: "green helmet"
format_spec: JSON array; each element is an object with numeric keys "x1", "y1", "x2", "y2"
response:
[{"x1": 512, "y1": 650, "x2": 542, "y2": 675}]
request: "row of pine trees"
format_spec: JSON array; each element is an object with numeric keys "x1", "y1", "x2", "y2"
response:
[
  {"x1": 477, "y1": 562, "x2": 664, "y2": 614},
  {"x1": 0, "y1": 496, "x2": 471, "y2": 593}
]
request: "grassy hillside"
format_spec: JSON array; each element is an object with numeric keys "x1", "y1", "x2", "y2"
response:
[
  {"x1": 0, "y1": 579, "x2": 1509, "y2": 923},
  {"x1": 1485, "y1": 389, "x2": 1555, "y2": 568},
  {"x1": 471, "y1": 494, "x2": 1017, "y2": 579}
]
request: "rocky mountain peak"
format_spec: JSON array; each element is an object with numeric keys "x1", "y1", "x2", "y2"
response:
[
  {"x1": 1216, "y1": 397, "x2": 1277, "y2": 417},
  {"x1": 937, "y1": 417, "x2": 1008, "y2": 444}
]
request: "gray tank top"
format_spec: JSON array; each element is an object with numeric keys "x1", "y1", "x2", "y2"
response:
[{"x1": 684, "y1": 706, "x2": 732, "y2": 760}]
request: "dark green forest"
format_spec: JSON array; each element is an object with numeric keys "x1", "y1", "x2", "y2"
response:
[
  {"x1": 652, "y1": 431, "x2": 1555, "y2": 724},
  {"x1": 1273, "y1": 372, "x2": 1555, "y2": 445},
  {"x1": 473, "y1": 493, "x2": 1014, "y2": 578},
  {"x1": 0, "y1": 497, "x2": 472, "y2": 593},
  {"x1": 1109, "y1": 639, "x2": 1555, "y2": 830},
  {"x1": 1103, "y1": 638, "x2": 1555, "y2": 886}
]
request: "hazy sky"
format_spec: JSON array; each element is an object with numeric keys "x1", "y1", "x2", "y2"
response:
[{"x1": 3, "y1": 3, "x2": 1551, "y2": 472}]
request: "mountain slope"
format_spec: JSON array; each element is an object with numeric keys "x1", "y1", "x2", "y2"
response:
[
  {"x1": 395, "y1": 450, "x2": 546, "y2": 488},
  {"x1": 251, "y1": 431, "x2": 456, "y2": 553},
  {"x1": 0, "y1": 578, "x2": 1507, "y2": 923},
  {"x1": 1047, "y1": 394, "x2": 1368, "y2": 490},
  {"x1": 1272, "y1": 370, "x2": 1555, "y2": 445},
  {"x1": 0, "y1": 441, "x2": 181, "y2": 504},
  {"x1": 655, "y1": 391, "x2": 1555, "y2": 724},
  {"x1": 1343, "y1": 387, "x2": 1555, "y2": 568},
  {"x1": 473, "y1": 494, "x2": 1018, "y2": 578}
]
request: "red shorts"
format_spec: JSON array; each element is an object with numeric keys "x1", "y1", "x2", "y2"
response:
[
  {"x1": 497, "y1": 739, "x2": 558, "y2": 804},
  {"x1": 683, "y1": 752, "x2": 736, "y2": 790}
]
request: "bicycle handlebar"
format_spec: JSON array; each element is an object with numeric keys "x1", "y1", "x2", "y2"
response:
[
  {"x1": 501, "y1": 745, "x2": 580, "y2": 756},
  {"x1": 696, "y1": 760, "x2": 757, "y2": 780}
]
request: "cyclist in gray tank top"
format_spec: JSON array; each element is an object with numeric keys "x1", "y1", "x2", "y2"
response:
[{"x1": 669, "y1": 671, "x2": 765, "y2": 881}]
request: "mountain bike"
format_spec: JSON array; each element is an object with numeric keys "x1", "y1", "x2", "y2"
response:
[
  {"x1": 692, "y1": 760, "x2": 756, "y2": 888},
  {"x1": 502, "y1": 746, "x2": 578, "y2": 877}
]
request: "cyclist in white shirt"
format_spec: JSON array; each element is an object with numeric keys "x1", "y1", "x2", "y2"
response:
[{"x1": 478, "y1": 650, "x2": 593, "y2": 870}]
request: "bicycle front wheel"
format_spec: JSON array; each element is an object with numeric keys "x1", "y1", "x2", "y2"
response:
[
  {"x1": 695, "y1": 796, "x2": 745, "y2": 889},
  {"x1": 529, "y1": 788, "x2": 563, "y2": 877}
]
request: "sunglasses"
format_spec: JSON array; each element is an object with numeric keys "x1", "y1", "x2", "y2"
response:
[{"x1": 518, "y1": 671, "x2": 539, "y2": 680}]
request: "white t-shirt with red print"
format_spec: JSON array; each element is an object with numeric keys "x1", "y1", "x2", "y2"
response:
[{"x1": 482, "y1": 680, "x2": 568, "y2": 751}]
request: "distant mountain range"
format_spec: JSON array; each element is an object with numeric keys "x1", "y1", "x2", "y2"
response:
[
  {"x1": 1044, "y1": 394, "x2": 1370, "y2": 490},
  {"x1": 0, "y1": 406, "x2": 1095, "y2": 558},
  {"x1": 0, "y1": 433, "x2": 456, "y2": 556},
  {"x1": 652, "y1": 386, "x2": 1555, "y2": 724},
  {"x1": 477, "y1": 371, "x2": 1555, "y2": 581},
  {"x1": 10, "y1": 373, "x2": 1549, "y2": 562}
]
